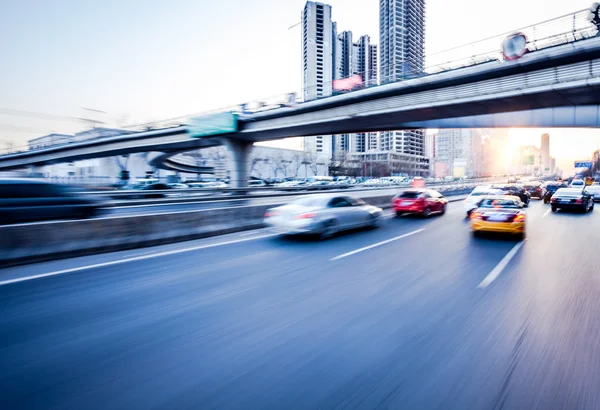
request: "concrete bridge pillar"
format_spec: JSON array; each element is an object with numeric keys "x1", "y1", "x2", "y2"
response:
[
  {"x1": 27, "y1": 165, "x2": 45, "y2": 178},
  {"x1": 222, "y1": 139, "x2": 253, "y2": 190}
]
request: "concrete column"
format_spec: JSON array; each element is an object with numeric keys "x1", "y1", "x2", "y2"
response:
[
  {"x1": 27, "y1": 165, "x2": 45, "y2": 178},
  {"x1": 222, "y1": 138, "x2": 253, "y2": 190}
]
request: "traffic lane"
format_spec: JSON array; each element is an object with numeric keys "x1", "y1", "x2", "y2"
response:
[
  {"x1": 0, "y1": 219, "x2": 443, "y2": 409},
  {"x1": 462, "y1": 199, "x2": 600, "y2": 410},
  {"x1": 0, "y1": 201, "x2": 554, "y2": 409}
]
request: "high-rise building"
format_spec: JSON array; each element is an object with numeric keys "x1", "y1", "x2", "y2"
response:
[
  {"x1": 368, "y1": 44, "x2": 378, "y2": 86},
  {"x1": 331, "y1": 30, "x2": 378, "y2": 156},
  {"x1": 435, "y1": 129, "x2": 484, "y2": 177},
  {"x1": 380, "y1": 0, "x2": 426, "y2": 84},
  {"x1": 541, "y1": 133, "x2": 550, "y2": 174},
  {"x1": 302, "y1": 1, "x2": 334, "y2": 157},
  {"x1": 378, "y1": 0, "x2": 427, "y2": 175}
]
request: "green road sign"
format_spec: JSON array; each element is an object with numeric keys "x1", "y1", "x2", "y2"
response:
[{"x1": 187, "y1": 112, "x2": 238, "y2": 138}]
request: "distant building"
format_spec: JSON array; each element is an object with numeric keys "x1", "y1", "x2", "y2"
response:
[
  {"x1": 346, "y1": 151, "x2": 429, "y2": 177},
  {"x1": 302, "y1": 1, "x2": 334, "y2": 157},
  {"x1": 380, "y1": 0, "x2": 426, "y2": 83},
  {"x1": 514, "y1": 145, "x2": 541, "y2": 175},
  {"x1": 541, "y1": 133, "x2": 550, "y2": 174},
  {"x1": 73, "y1": 127, "x2": 131, "y2": 142},
  {"x1": 378, "y1": 0, "x2": 427, "y2": 176},
  {"x1": 28, "y1": 133, "x2": 73, "y2": 150},
  {"x1": 435, "y1": 129, "x2": 484, "y2": 177}
]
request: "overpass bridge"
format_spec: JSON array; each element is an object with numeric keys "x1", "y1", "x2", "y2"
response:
[{"x1": 2, "y1": 18, "x2": 600, "y2": 187}]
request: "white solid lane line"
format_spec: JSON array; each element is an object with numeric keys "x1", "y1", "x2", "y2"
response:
[
  {"x1": 542, "y1": 208, "x2": 551, "y2": 218},
  {"x1": 477, "y1": 240, "x2": 525, "y2": 289},
  {"x1": 0, "y1": 233, "x2": 278, "y2": 287},
  {"x1": 329, "y1": 229, "x2": 425, "y2": 261}
]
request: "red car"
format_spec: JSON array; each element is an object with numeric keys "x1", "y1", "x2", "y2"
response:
[{"x1": 393, "y1": 189, "x2": 448, "y2": 217}]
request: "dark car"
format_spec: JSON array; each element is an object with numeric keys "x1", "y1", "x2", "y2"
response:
[
  {"x1": 551, "y1": 188, "x2": 594, "y2": 213},
  {"x1": 0, "y1": 179, "x2": 104, "y2": 225},
  {"x1": 543, "y1": 182, "x2": 568, "y2": 203},
  {"x1": 523, "y1": 181, "x2": 545, "y2": 199},
  {"x1": 491, "y1": 184, "x2": 530, "y2": 206}
]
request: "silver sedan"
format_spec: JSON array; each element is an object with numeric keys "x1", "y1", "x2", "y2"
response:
[{"x1": 264, "y1": 194, "x2": 383, "y2": 239}]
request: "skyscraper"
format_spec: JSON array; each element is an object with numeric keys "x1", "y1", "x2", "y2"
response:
[
  {"x1": 302, "y1": 1, "x2": 334, "y2": 157},
  {"x1": 378, "y1": 0, "x2": 427, "y2": 175},
  {"x1": 379, "y1": 0, "x2": 426, "y2": 83},
  {"x1": 331, "y1": 30, "x2": 378, "y2": 155},
  {"x1": 368, "y1": 44, "x2": 378, "y2": 86}
]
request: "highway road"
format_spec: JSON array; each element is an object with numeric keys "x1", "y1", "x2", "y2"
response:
[{"x1": 2, "y1": 199, "x2": 599, "y2": 409}]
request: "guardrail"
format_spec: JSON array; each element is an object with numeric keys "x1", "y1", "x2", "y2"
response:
[{"x1": 83, "y1": 177, "x2": 516, "y2": 200}]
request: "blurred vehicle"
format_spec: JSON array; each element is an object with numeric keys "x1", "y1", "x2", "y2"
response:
[
  {"x1": 569, "y1": 179, "x2": 585, "y2": 189},
  {"x1": 543, "y1": 182, "x2": 568, "y2": 203},
  {"x1": 507, "y1": 176, "x2": 517, "y2": 183},
  {"x1": 248, "y1": 180, "x2": 267, "y2": 187},
  {"x1": 264, "y1": 194, "x2": 383, "y2": 239},
  {"x1": 523, "y1": 181, "x2": 545, "y2": 199},
  {"x1": 0, "y1": 179, "x2": 104, "y2": 224},
  {"x1": 491, "y1": 184, "x2": 530, "y2": 206},
  {"x1": 168, "y1": 183, "x2": 189, "y2": 189},
  {"x1": 584, "y1": 185, "x2": 600, "y2": 202},
  {"x1": 463, "y1": 186, "x2": 504, "y2": 216},
  {"x1": 551, "y1": 188, "x2": 594, "y2": 213},
  {"x1": 393, "y1": 189, "x2": 448, "y2": 217},
  {"x1": 470, "y1": 196, "x2": 526, "y2": 239}
]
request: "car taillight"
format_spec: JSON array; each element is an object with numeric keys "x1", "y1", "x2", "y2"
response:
[
  {"x1": 576, "y1": 198, "x2": 583, "y2": 204},
  {"x1": 295, "y1": 212, "x2": 317, "y2": 219},
  {"x1": 551, "y1": 197, "x2": 557, "y2": 202},
  {"x1": 470, "y1": 211, "x2": 483, "y2": 220},
  {"x1": 265, "y1": 210, "x2": 280, "y2": 218},
  {"x1": 513, "y1": 214, "x2": 525, "y2": 223}
]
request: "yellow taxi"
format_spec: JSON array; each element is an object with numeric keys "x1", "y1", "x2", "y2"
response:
[{"x1": 470, "y1": 195, "x2": 526, "y2": 239}]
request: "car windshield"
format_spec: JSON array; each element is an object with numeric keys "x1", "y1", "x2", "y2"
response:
[
  {"x1": 555, "y1": 188, "x2": 582, "y2": 196},
  {"x1": 478, "y1": 198, "x2": 520, "y2": 208},
  {"x1": 399, "y1": 191, "x2": 422, "y2": 198}
]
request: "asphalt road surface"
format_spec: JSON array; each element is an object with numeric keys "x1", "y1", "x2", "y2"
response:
[{"x1": 2, "y1": 199, "x2": 599, "y2": 409}]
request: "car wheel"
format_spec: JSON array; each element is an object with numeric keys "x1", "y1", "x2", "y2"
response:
[
  {"x1": 472, "y1": 230, "x2": 480, "y2": 238},
  {"x1": 440, "y1": 205, "x2": 446, "y2": 215},
  {"x1": 319, "y1": 219, "x2": 338, "y2": 240},
  {"x1": 369, "y1": 214, "x2": 381, "y2": 229},
  {"x1": 517, "y1": 231, "x2": 526, "y2": 241},
  {"x1": 590, "y1": 202, "x2": 595, "y2": 211},
  {"x1": 395, "y1": 211, "x2": 403, "y2": 218},
  {"x1": 423, "y1": 207, "x2": 432, "y2": 218},
  {"x1": 551, "y1": 206, "x2": 557, "y2": 212}
]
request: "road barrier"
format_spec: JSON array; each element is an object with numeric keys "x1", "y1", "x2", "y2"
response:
[{"x1": 0, "y1": 190, "x2": 472, "y2": 267}]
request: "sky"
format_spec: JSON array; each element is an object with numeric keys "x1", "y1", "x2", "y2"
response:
[{"x1": 1, "y1": 0, "x2": 599, "y2": 173}]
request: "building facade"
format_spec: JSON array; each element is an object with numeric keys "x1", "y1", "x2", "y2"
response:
[
  {"x1": 302, "y1": 1, "x2": 334, "y2": 157},
  {"x1": 434, "y1": 129, "x2": 484, "y2": 177},
  {"x1": 379, "y1": 0, "x2": 426, "y2": 84}
]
